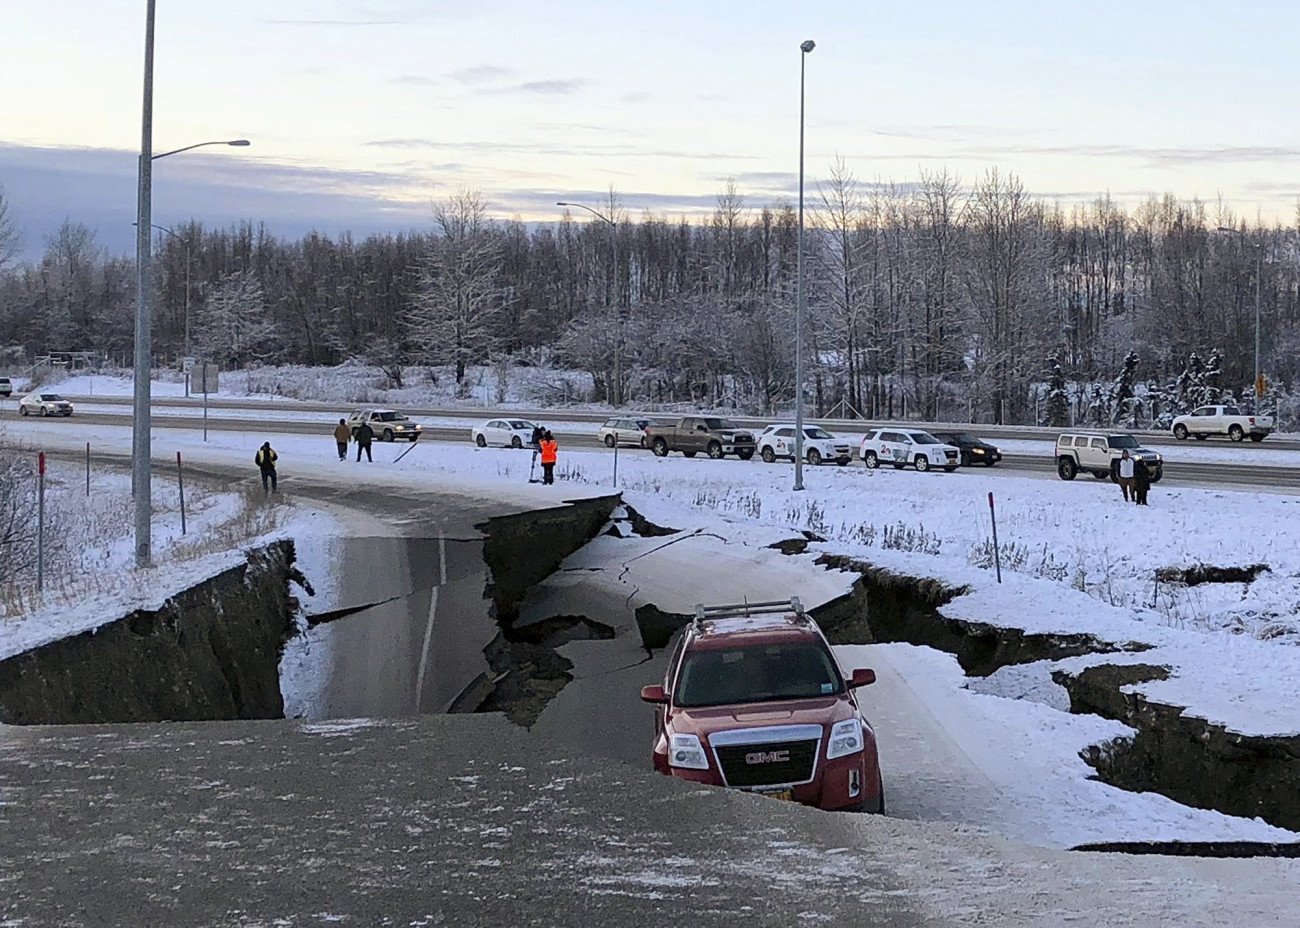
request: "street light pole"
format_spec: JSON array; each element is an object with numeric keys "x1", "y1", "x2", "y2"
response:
[
  {"x1": 132, "y1": 0, "x2": 156, "y2": 567},
  {"x1": 557, "y1": 199, "x2": 621, "y2": 407},
  {"x1": 794, "y1": 39, "x2": 815, "y2": 492},
  {"x1": 132, "y1": 0, "x2": 249, "y2": 569}
]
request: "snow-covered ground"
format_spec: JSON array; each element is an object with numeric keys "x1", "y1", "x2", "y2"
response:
[{"x1": 5, "y1": 411, "x2": 1300, "y2": 849}]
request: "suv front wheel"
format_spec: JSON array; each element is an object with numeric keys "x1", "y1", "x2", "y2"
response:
[
  {"x1": 914, "y1": 455, "x2": 930, "y2": 472},
  {"x1": 1057, "y1": 457, "x2": 1078, "y2": 480},
  {"x1": 706, "y1": 441, "x2": 724, "y2": 459}
]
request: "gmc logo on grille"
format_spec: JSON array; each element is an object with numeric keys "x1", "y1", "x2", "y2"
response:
[{"x1": 745, "y1": 750, "x2": 790, "y2": 765}]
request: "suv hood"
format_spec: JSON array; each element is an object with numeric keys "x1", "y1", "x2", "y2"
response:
[{"x1": 669, "y1": 696, "x2": 855, "y2": 739}]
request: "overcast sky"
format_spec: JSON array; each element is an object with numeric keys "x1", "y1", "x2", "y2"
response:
[{"x1": 3, "y1": 0, "x2": 1299, "y2": 259}]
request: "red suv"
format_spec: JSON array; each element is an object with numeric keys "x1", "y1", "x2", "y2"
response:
[{"x1": 640, "y1": 598, "x2": 884, "y2": 812}]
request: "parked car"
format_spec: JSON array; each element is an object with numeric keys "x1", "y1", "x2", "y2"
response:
[
  {"x1": 18, "y1": 392, "x2": 74, "y2": 417},
  {"x1": 345, "y1": 408, "x2": 422, "y2": 442},
  {"x1": 859, "y1": 428, "x2": 959, "y2": 472},
  {"x1": 640, "y1": 598, "x2": 883, "y2": 812},
  {"x1": 0, "y1": 378, "x2": 12, "y2": 398},
  {"x1": 598, "y1": 416, "x2": 657, "y2": 449},
  {"x1": 757, "y1": 424, "x2": 853, "y2": 466},
  {"x1": 472, "y1": 418, "x2": 540, "y2": 448},
  {"x1": 644, "y1": 417, "x2": 757, "y2": 460},
  {"x1": 1171, "y1": 405, "x2": 1273, "y2": 443},
  {"x1": 931, "y1": 431, "x2": 1002, "y2": 467},
  {"x1": 1055, "y1": 432, "x2": 1163, "y2": 482}
]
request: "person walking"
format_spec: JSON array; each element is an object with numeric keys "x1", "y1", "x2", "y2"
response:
[
  {"x1": 539, "y1": 430, "x2": 558, "y2": 485},
  {"x1": 255, "y1": 441, "x2": 278, "y2": 494},
  {"x1": 333, "y1": 418, "x2": 351, "y2": 461},
  {"x1": 1133, "y1": 457, "x2": 1151, "y2": 506},
  {"x1": 355, "y1": 420, "x2": 374, "y2": 462},
  {"x1": 1117, "y1": 449, "x2": 1134, "y2": 502}
]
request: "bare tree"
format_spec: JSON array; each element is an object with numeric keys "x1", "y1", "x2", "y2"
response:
[
  {"x1": 0, "y1": 185, "x2": 19, "y2": 273},
  {"x1": 409, "y1": 190, "x2": 504, "y2": 386},
  {"x1": 813, "y1": 157, "x2": 869, "y2": 416}
]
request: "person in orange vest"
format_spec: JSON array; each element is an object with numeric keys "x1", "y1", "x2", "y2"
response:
[{"x1": 539, "y1": 430, "x2": 558, "y2": 485}]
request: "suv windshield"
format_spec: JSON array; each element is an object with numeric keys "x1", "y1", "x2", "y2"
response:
[
  {"x1": 1107, "y1": 435, "x2": 1140, "y2": 449},
  {"x1": 908, "y1": 432, "x2": 942, "y2": 444},
  {"x1": 701, "y1": 418, "x2": 738, "y2": 430},
  {"x1": 674, "y1": 642, "x2": 843, "y2": 707}
]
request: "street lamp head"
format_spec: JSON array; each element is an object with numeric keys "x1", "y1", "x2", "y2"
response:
[
  {"x1": 228, "y1": 139, "x2": 251, "y2": 147},
  {"x1": 557, "y1": 201, "x2": 571, "y2": 207},
  {"x1": 801, "y1": 39, "x2": 816, "y2": 53}
]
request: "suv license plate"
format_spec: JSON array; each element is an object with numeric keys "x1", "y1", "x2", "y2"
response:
[{"x1": 756, "y1": 789, "x2": 794, "y2": 801}]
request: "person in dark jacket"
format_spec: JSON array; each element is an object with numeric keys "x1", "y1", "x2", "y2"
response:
[
  {"x1": 255, "y1": 441, "x2": 278, "y2": 493},
  {"x1": 355, "y1": 421, "x2": 374, "y2": 462},
  {"x1": 1133, "y1": 457, "x2": 1151, "y2": 506},
  {"x1": 539, "y1": 430, "x2": 558, "y2": 485},
  {"x1": 333, "y1": 418, "x2": 351, "y2": 461}
]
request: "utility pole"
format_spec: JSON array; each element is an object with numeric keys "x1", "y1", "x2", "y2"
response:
[
  {"x1": 132, "y1": 0, "x2": 156, "y2": 568},
  {"x1": 793, "y1": 39, "x2": 815, "y2": 492}
]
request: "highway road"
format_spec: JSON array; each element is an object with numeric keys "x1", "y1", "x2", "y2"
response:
[
  {"x1": 56, "y1": 391, "x2": 1300, "y2": 451},
  {"x1": 38, "y1": 397, "x2": 1300, "y2": 491}
]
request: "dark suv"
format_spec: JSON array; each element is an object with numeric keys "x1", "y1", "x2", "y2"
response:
[
  {"x1": 640, "y1": 598, "x2": 884, "y2": 812},
  {"x1": 932, "y1": 431, "x2": 1002, "y2": 467}
]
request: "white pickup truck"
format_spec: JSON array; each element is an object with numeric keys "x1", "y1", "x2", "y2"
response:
[{"x1": 1171, "y1": 405, "x2": 1273, "y2": 443}]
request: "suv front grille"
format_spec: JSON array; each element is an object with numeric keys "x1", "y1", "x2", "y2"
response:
[{"x1": 714, "y1": 739, "x2": 819, "y2": 788}]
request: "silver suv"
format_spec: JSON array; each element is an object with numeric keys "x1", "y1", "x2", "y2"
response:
[{"x1": 1055, "y1": 432, "x2": 1162, "y2": 483}]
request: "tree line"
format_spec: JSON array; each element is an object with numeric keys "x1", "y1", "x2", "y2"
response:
[{"x1": 0, "y1": 171, "x2": 1297, "y2": 425}]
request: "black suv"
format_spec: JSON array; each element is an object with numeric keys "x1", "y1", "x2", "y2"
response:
[{"x1": 932, "y1": 431, "x2": 1001, "y2": 467}]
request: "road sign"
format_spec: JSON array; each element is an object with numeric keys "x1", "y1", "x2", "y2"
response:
[{"x1": 181, "y1": 356, "x2": 196, "y2": 373}]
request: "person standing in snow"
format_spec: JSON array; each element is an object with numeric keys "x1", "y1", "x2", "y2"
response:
[
  {"x1": 1133, "y1": 456, "x2": 1151, "y2": 506},
  {"x1": 539, "y1": 430, "x2": 558, "y2": 485},
  {"x1": 355, "y1": 421, "x2": 374, "y2": 462},
  {"x1": 333, "y1": 418, "x2": 351, "y2": 461},
  {"x1": 1117, "y1": 448, "x2": 1134, "y2": 502},
  {"x1": 255, "y1": 441, "x2": 278, "y2": 494}
]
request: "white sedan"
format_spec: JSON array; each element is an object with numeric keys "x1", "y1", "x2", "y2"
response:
[
  {"x1": 757, "y1": 424, "x2": 853, "y2": 465},
  {"x1": 472, "y1": 418, "x2": 540, "y2": 448},
  {"x1": 859, "y1": 428, "x2": 959, "y2": 472},
  {"x1": 19, "y1": 392, "x2": 74, "y2": 417}
]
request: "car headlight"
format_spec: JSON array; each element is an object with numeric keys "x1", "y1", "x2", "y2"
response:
[
  {"x1": 971, "y1": 448, "x2": 985, "y2": 455},
  {"x1": 669, "y1": 733, "x2": 710, "y2": 770},
  {"x1": 827, "y1": 719, "x2": 864, "y2": 759}
]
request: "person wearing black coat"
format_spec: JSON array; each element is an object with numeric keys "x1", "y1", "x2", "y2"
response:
[
  {"x1": 1133, "y1": 458, "x2": 1151, "y2": 506},
  {"x1": 355, "y1": 422, "x2": 374, "y2": 462}
]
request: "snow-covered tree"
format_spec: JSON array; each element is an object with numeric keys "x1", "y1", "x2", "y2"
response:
[
  {"x1": 408, "y1": 190, "x2": 505, "y2": 386},
  {"x1": 194, "y1": 269, "x2": 278, "y2": 369},
  {"x1": 1044, "y1": 351, "x2": 1069, "y2": 426}
]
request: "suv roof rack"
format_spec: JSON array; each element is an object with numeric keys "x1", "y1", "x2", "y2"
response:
[{"x1": 692, "y1": 596, "x2": 806, "y2": 631}]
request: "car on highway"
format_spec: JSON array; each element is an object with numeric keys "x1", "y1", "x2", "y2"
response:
[
  {"x1": 19, "y1": 392, "x2": 74, "y2": 417},
  {"x1": 473, "y1": 418, "x2": 540, "y2": 448},
  {"x1": 598, "y1": 416, "x2": 658, "y2": 448},
  {"x1": 640, "y1": 598, "x2": 883, "y2": 813},
  {"x1": 859, "y1": 428, "x2": 959, "y2": 472},
  {"x1": 644, "y1": 416, "x2": 757, "y2": 459},
  {"x1": 1171, "y1": 405, "x2": 1273, "y2": 443},
  {"x1": 0, "y1": 378, "x2": 12, "y2": 398},
  {"x1": 346, "y1": 408, "x2": 422, "y2": 442},
  {"x1": 1055, "y1": 431, "x2": 1163, "y2": 482},
  {"x1": 931, "y1": 431, "x2": 1002, "y2": 467},
  {"x1": 757, "y1": 424, "x2": 853, "y2": 466}
]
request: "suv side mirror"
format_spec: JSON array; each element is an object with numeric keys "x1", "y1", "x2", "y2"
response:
[
  {"x1": 848, "y1": 668, "x2": 876, "y2": 689},
  {"x1": 640, "y1": 684, "x2": 669, "y2": 704}
]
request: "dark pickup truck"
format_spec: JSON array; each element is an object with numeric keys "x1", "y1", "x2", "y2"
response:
[{"x1": 646, "y1": 416, "x2": 757, "y2": 460}]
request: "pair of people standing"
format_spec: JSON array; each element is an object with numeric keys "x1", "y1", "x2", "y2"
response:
[
  {"x1": 334, "y1": 418, "x2": 374, "y2": 462},
  {"x1": 1117, "y1": 449, "x2": 1150, "y2": 506},
  {"x1": 528, "y1": 425, "x2": 558, "y2": 484}
]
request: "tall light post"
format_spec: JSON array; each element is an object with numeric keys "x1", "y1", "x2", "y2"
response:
[
  {"x1": 793, "y1": 39, "x2": 815, "y2": 492},
  {"x1": 133, "y1": 0, "x2": 249, "y2": 567},
  {"x1": 557, "y1": 199, "x2": 622, "y2": 406},
  {"x1": 1217, "y1": 226, "x2": 1264, "y2": 401}
]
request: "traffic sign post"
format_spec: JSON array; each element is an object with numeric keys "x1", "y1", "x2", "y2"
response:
[{"x1": 988, "y1": 491, "x2": 1002, "y2": 584}]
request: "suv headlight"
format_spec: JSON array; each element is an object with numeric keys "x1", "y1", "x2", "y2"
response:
[
  {"x1": 827, "y1": 719, "x2": 864, "y2": 759},
  {"x1": 669, "y1": 733, "x2": 710, "y2": 770}
]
